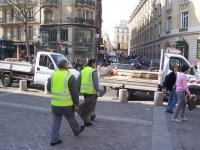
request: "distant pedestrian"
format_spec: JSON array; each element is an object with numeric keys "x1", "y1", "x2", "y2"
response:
[
  {"x1": 78, "y1": 57, "x2": 99, "y2": 127},
  {"x1": 172, "y1": 65, "x2": 191, "y2": 122},
  {"x1": 47, "y1": 59, "x2": 84, "y2": 146},
  {"x1": 165, "y1": 64, "x2": 179, "y2": 113}
]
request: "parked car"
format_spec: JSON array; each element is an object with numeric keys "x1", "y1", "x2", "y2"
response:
[{"x1": 129, "y1": 59, "x2": 141, "y2": 69}]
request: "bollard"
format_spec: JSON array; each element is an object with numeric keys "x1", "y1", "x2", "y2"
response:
[
  {"x1": 154, "y1": 91, "x2": 163, "y2": 106},
  {"x1": 44, "y1": 81, "x2": 49, "y2": 95},
  {"x1": 118, "y1": 89, "x2": 128, "y2": 103},
  {"x1": 19, "y1": 80, "x2": 27, "y2": 91}
]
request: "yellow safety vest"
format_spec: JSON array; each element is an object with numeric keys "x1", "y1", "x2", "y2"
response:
[
  {"x1": 51, "y1": 70, "x2": 73, "y2": 107},
  {"x1": 80, "y1": 66, "x2": 97, "y2": 94}
]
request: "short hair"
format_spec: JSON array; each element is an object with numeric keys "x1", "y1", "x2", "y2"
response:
[
  {"x1": 57, "y1": 59, "x2": 68, "y2": 69},
  {"x1": 180, "y1": 65, "x2": 190, "y2": 72},
  {"x1": 87, "y1": 57, "x2": 96, "y2": 67}
]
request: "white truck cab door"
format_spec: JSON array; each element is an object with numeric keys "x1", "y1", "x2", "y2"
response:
[{"x1": 34, "y1": 54, "x2": 55, "y2": 85}]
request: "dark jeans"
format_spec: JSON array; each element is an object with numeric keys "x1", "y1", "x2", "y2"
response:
[{"x1": 83, "y1": 94, "x2": 97, "y2": 121}]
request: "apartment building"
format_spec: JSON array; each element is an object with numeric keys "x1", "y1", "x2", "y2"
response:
[
  {"x1": 129, "y1": 0, "x2": 200, "y2": 63},
  {"x1": 113, "y1": 20, "x2": 129, "y2": 55},
  {"x1": 0, "y1": 0, "x2": 101, "y2": 61}
]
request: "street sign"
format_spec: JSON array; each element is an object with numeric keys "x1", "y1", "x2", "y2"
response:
[{"x1": 197, "y1": 39, "x2": 200, "y2": 59}]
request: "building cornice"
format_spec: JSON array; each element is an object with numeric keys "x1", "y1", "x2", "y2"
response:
[{"x1": 129, "y1": 0, "x2": 146, "y2": 23}]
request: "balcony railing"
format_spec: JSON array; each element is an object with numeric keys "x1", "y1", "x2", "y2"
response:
[
  {"x1": 41, "y1": 0, "x2": 58, "y2": 7},
  {"x1": 0, "y1": 18, "x2": 36, "y2": 24},
  {"x1": 76, "y1": 0, "x2": 95, "y2": 7},
  {"x1": 42, "y1": 17, "x2": 95, "y2": 25},
  {"x1": 75, "y1": 17, "x2": 94, "y2": 25},
  {"x1": 0, "y1": 0, "x2": 35, "y2": 5}
]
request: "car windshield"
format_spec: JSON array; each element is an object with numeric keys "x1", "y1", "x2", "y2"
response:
[{"x1": 51, "y1": 54, "x2": 72, "y2": 68}]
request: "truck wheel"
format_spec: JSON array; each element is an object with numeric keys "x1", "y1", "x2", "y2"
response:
[{"x1": 2, "y1": 74, "x2": 13, "y2": 87}]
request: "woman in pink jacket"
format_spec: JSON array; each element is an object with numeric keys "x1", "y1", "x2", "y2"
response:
[{"x1": 172, "y1": 65, "x2": 191, "y2": 122}]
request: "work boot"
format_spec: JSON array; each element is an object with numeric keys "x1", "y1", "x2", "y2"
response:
[
  {"x1": 75, "y1": 125, "x2": 85, "y2": 136},
  {"x1": 90, "y1": 114, "x2": 96, "y2": 121},
  {"x1": 50, "y1": 140, "x2": 62, "y2": 146},
  {"x1": 84, "y1": 121, "x2": 93, "y2": 127}
]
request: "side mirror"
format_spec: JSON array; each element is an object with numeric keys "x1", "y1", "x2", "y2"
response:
[
  {"x1": 190, "y1": 67, "x2": 195, "y2": 75},
  {"x1": 49, "y1": 63, "x2": 54, "y2": 70}
]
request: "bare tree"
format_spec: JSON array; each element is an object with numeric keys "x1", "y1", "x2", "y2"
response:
[{"x1": 5, "y1": 0, "x2": 42, "y2": 60}]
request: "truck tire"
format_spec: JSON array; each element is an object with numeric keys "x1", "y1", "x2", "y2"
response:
[{"x1": 2, "y1": 74, "x2": 13, "y2": 87}]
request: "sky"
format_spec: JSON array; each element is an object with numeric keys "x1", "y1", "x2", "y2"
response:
[{"x1": 102, "y1": 0, "x2": 140, "y2": 43}]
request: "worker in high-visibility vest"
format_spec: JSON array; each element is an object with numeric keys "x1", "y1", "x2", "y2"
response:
[
  {"x1": 47, "y1": 59, "x2": 84, "y2": 146},
  {"x1": 78, "y1": 57, "x2": 99, "y2": 126}
]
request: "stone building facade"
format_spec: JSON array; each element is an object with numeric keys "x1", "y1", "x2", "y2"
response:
[
  {"x1": 129, "y1": 0, "x2": 200, "y2": 63},
  {"x1": 113, "y1": 20, "x2": 129, "y2": 55},
  {"x1": 0, "y1": 0, "x2": 101, "y2": 61}
]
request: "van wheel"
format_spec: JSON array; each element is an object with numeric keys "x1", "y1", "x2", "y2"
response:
[{"x1": 2, "y1": 74, "x2": 13, "y2": 87}]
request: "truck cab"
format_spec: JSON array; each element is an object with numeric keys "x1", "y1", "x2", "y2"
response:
[
  {"x1": 0, "y1": 51, "x2": 79, "y2": 87},
  {"x1": 34, "y1": 52, "x2": 79, "y2": 85}
]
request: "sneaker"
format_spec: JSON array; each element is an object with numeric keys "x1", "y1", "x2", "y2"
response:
[
  {"x1": 180, "y1": 117, "x2": 188, "y2": 121},
  {"x1": 84, "y1": 121, "x2": 93, "y2": 127},
  {"x1": 90, "y1": 114, "x2": 96, "y2": 121},
  {"x1": 50, "y1": 140, "x2": 62, "y2": 146},
  {"x1": 172, "y1": 118, "x2": 182, "y2": 123}
]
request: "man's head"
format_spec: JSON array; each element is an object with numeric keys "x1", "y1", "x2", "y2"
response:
[
  {"x1": 172, "y1": 64, "x2": 179, "y2": 72},
  {"x1": 87, "y1": 57, "x2": 96, "y2": 68},
  {"x1": 57, "y1": 59, "x2": 69, "y2": 69}
]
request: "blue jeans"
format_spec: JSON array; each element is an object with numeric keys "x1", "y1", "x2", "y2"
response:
[{"x1": 166, "y1": 87, "x2": 178, "y2": 112}]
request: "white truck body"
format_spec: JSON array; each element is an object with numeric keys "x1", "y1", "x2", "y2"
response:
[
  {"x1": 100, "y1": 50, "x2": 200, "y2": 100},
  {"x1": 0, "y1": 51, "x2": 79, "y2": 86}
]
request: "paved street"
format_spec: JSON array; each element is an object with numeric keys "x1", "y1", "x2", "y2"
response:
[{"x1": 0, "y1": 85, "x2": 199, "y2": 150}]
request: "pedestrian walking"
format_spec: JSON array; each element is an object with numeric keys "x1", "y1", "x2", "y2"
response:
[
  {"x1": 47, "y1": 59, "x2": 84, "y2": 146},
  {"x1": 172, "y1": 65, "x2": 191, "y2": 123},
  {"x1": 78, "y1": 57, "x2": 99, "y2": 127},
  {"x1": 165, "y1": 64, "x2": 179, "y2": 113}
]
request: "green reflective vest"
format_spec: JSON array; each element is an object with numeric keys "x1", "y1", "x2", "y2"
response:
[
  {"x1": 80, "y1": 66, "x2": 97, "y2": 94},
  {"x1": 51, "y1": 70, "x2": 73, "y2": 107}
]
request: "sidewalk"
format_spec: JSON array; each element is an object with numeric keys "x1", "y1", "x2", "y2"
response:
[{"x1": 0, "y1": 86, "x2": 199, "y2": 150}]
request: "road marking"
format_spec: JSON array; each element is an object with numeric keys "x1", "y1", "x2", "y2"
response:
[
  {"x1": 152, "y1": 106, "x2": 173, "y2": 150},
  {"x1": 0, "y1": 100, "x2": 152, "y2": 126}
]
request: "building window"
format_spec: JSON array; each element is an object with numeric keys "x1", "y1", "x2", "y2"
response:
[
  {"x1": 77, "y1": 9, "x2": 82, "y2": 18},
  {"x1": 158, "y1": 4, "x2": 161, "y2": 16},
  {"x1": 83, "y1": 10, "x2": 89, "y2": 20},
  {"x1": 181, "y1": 11, "x2": 188, "y2": 29},
  {"x1": 181, "y1": 0, "x2": 188, "y2": 4},
  {"x1": 28, "y1": 26, "x2": 33, "y2": 40},
  {"x1": 166, "y1": 16, "x2": 171, "y2": 31},
  {"x1": 165, "y1": 0, "x2": 172, "y2": 10},
  {"x1": 44, "y1": 9, "x2": 53, "y2": 23},
  {"x1": 16, "y1": 27, "x2": 21, "y2": 40},
  {"x1": 10, "y1": 28, "x2": 14, "y2": 40},
  {"x1": 158, "y1": 22, "x2": 161, "y2": 36},
  {"x1": 11, "y1": 9, "x2": 14, "y2": 22},
  {"x1": 49, "y1": 29, "x2": 57, "y2": 42},
  {"x1": 28, "y1": 8, "x2": 33, "y2": 21},
  {"x1": 4, "y1": 28, "x2": 8, "y2": 39},
  {"x1": 60, "y1": 28, "x2": 68, "y2": 41}
]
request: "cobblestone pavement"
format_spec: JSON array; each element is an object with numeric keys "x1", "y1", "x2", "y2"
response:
[{"x1": 0, "y1": 86, "x2": 199, "y2": 150}]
